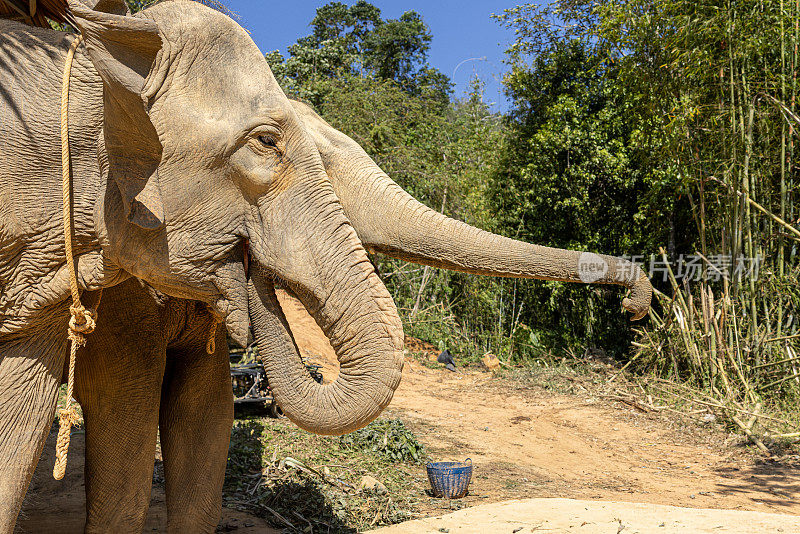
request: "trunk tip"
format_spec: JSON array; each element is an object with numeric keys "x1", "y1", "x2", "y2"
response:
[{"x1": 623, "y1": 274, "x2": 653, "y2": 321}]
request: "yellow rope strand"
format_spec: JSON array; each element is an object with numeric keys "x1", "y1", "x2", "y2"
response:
[
  {"x1": 53, "y1": 33, "x2": 103, "y2": 481},
  {"x1": 206, "y1": 315, "x2": 222, "y2": 355},
  {"x1": 62, "y1": 34, "x2": 83, "y2": 311}
]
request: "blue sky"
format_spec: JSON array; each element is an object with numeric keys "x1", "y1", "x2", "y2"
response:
[{"x1": 223, "y1": 1, "x2": 527, "y2": 112}]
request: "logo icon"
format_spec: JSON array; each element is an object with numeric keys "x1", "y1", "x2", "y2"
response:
[{"x1": 578, "y1": 252, "x2": 609, "y2": 283}]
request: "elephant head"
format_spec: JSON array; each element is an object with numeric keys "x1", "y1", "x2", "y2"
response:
[
  {"x1": 247, "y1": 101, "x2": 653, "y2": 435},
  {"x1": 67, "y1": 1, "x2": 404, "y2": 434}
]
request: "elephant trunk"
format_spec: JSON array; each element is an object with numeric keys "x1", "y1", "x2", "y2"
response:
[
  {"x1": 331, "y1": 161, "x2": 651, "y2": 320},
  {"x1": 247, "y1": 207, "x2": 404, "y2": 435},
  {"x1": 290, "y1": 101, "x2": 652, "y2": 320}
]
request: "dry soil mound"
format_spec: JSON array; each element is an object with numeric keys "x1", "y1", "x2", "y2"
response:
[{"x1": 369, "y1": 497, "x2": 800, "y2": 533}]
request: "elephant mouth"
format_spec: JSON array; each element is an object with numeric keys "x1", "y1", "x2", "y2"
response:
[
  {"x1": 239, "y1": 239, "x2": 308, "y2": 317},
  {"x1": 225, "y1": 238, "x2": 298, "y2": 347},
  {"x1": 205, "y1": 238, "x2": 252, "y2": 348}
]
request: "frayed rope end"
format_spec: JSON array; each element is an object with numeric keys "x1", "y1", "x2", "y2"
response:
[{"x1": 52, "y1": 406, "x2": 82, "y2": 480}]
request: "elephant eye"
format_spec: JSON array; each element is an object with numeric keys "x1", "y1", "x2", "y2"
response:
[
  {"x1": 258, "y1": 135, "x2": 278, "y2": 150},
  {"x1": 254, "y1": 134, "x2": 283, "y2": 163},
  {"x1": 245, "y1": 126, "x2": 283, "y2": 162}
]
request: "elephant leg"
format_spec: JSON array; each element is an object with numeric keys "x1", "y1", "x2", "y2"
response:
[
  {"x1": 160, "y1": 319, "x2": 232, "y2": 534},
  {"x1": 75, "y1": 290, "x2": 167, "y2": 534},
  {"x1": 0, "y1": 335, "x2": 65, "y2": 534}
]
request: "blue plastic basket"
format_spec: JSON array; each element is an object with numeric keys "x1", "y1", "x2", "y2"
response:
[{"x1": 426, "y1": 458, "x2": 472, "y2": 499}]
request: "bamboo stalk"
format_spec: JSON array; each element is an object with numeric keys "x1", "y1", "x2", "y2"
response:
[
  {"x1": 739, "y1": 192, "x2": 800, "y2": 239},
  {"x1": 762, "y1": 333, "x2": 800, "y2": 344},
  {"x1": 780, "y1": 0, "x2": 788, "y2": 337},
  {"x1": 712, "y1": 311, "x2": 733, "y2": 397},
  {"x1": 792, "y1": 0, "x2": 798, "y2": 254},
  {"x1": 653, "y1": 387, "x2": 792, "y2": 426},
  {"x1": 751, "y1": 353, "x2": 800, "y2": 371},
  {"x1": 768, "y1": 431, "x2": 800, "y2": 438},
  {"x1": 694, "y1": 251, "x2": 728, "y2": 279},
  {"x1": 741, "y1": 69, "x2": 758, "y2": 347},
  {"x1": 731, "y1": 414, "x2": 770, "y2": 453},
  {"x1": 758, "y1": 371, "x2": 800, "y2": 391}
]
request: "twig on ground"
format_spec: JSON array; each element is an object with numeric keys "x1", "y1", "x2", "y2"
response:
[
  {"x1": 602, "y1": 394, "x2": 654, "y2": 413},
  {"x1": 263, "y1": 505, "x2": 295, "y2": 530},
  {"x1": 731, "y1": 414, "x2": 770, "y2": 453}
]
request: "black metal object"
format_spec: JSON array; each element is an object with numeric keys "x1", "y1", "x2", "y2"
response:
[{"x1": 230, "y1": 342, "x2": 323, "y2": 417}]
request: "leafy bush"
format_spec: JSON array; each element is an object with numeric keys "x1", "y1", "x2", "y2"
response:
[{"x1": 339, "y1": 419, "x2": 426, "y2": 463}]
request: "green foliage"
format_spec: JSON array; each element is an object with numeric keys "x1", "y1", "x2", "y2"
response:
[
  {"x1": 226, "y1": 421, "x2": 266, "y2": 488},
  {"x1": 298, "y1": 1, "x2": 382, "y2": 50},
  {"x1": 361, "y1": 11, "x2": 430, "y2": 84},
  {"x1": 266, "y1": 1, "x2": 450, "y2": 105},
  {"x1": 339, "y1": 419, "x2": 426, "y2": 463},
  {"x1": 126, "y1": 0, "x2": 236, "y2": 15},
  {"x1": 302, "y1": 69, "x2": 510, "y2": 362},
  {"x1": 123, "y1": 0, "x2": 800, "y2": 382},
  {"x1": 496, "y1": 0, "x2": 800, "y2": 409},
  {"x1": 489, "y1": 34, "x2": 690, "y2": 356},
  {"x1": 225, "y1": 418, "x2": 421, "y2": 531},
  {"x1": 125, "y1": 0, "x2": 150, "y2": 12}
]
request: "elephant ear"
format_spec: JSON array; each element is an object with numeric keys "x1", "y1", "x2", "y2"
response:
[{"x1": 67, "y1": 0, "x2": 166, "y2": 230}]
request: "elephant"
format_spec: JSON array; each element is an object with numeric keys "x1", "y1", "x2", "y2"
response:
[
  {"x1": 2, "y1": 1, "x2": 411, "y2": 529},
  {"x1": 46, "y1": 99, "x2": 654, "y2": 532}
]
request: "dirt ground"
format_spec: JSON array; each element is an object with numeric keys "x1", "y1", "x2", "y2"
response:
[
  {"x1": 16, "y1": 291, "x2": 800, "y2": 532},
  {"x1": 16, "y1": 430, "x2": 276, "y2": 534},
  {"x1": 386, "y1": 365, "x2": 800, "y2": 516},
  {"x1": 284, "y1": 290, "x2": 800, "y2": 517},
  {"x1": 369, "y1": 498, "x2": 800, "y2": 533}
]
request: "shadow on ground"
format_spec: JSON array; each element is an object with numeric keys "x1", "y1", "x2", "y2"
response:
[
  {"x1": 713, "y1": 456, "x2": 800, "y2": 509},
  {"x1": 224, "y1": 419, "x2": 357, "y2": 533}
]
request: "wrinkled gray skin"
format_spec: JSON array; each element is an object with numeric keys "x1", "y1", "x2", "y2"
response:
[
  {"x1": 0, "y1": 1, "x2": 407, "y2": 530},
  {"x1": 47, "y1": 101, "x2": 653, "y2": 533}
]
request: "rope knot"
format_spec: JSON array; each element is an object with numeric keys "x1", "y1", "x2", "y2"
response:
[
  {"x1": 57, "y1": 405, "x2": 82, "y2": 428},
  {"x1": 69, "y1": 304, "x2": 97, "y2": 336}
]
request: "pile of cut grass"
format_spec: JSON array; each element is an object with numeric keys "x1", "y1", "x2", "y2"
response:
[{"x1": 224, "y1": 417, "x2": 428, "y2": 532}]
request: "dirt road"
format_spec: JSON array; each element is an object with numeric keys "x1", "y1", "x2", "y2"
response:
[
  {"x1": 284, "y1": 289, "x2": 800, "y2": 528},
  {"x1": 386, "y1": 365, "x2": 800, "y2": 516}
]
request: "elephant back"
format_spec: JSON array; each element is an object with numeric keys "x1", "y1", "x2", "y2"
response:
[{"x1": 0, "y1": 0, "x2": 236, "y2": 30}]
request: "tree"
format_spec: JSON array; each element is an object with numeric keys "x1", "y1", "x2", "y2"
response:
[
  {"x1": 494, "y1": 0, "x2": 800, "y2": 404},
  {"x1": 125, "y1": 0, "x2": 148, "y2": 12},
  {"x1": 362, "y1": 11, "x2": 430, "y2": 84},
  {"x1": 267, "y1": 1, "x2": 450, "y2": 105},
  {"x1": 489, "y1": 34, "x2": 691, "y2": 356}
]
